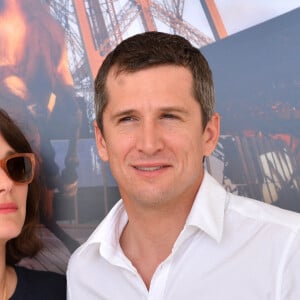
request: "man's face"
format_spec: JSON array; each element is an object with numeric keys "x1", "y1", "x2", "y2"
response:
[{"x1": 95, "y1": 65, "x2": 219, "y2": 211}]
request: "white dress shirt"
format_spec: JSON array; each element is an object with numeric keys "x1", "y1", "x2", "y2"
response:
[{"x1": 67, "y1": 171, "x2": 300, "y2": 300}]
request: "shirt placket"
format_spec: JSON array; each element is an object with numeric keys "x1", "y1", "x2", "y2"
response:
[{"x1": 148, "y1": 258, "x2": 172, "y2": 300}]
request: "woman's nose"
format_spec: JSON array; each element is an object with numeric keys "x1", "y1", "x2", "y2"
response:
[{"x1": 0, "y1": 167, "x2": 13, "y2": 193}]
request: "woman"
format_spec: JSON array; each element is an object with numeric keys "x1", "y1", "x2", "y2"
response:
[{"x1": 0, "y1": 109, "x2": 66, "y2": 300}]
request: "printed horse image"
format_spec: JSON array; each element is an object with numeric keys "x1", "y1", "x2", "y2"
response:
[{"x1": 0, "y1": 0, "x2": 81, "y2": 252}]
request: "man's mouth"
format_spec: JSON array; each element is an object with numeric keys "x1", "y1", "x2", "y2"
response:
[{"x1": 134, "y1": 166, "x2": 165, "y2": 172}]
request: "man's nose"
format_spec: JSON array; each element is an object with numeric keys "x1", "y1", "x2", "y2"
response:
[{"x1": 136, "y1": 120, "x2": 164, "y2": 155}]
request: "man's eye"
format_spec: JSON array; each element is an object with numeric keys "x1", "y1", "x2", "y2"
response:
[
  {"x1": 119, "y1": 116, "x2": 135, "y2": 122},
  {"x1": 162, "y1": 113, "x2": 178, "y2": 119}
]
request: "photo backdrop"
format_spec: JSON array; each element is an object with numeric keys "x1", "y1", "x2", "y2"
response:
[{"x1": 0, "y1": 0, "x2": 299, "y2": 272}]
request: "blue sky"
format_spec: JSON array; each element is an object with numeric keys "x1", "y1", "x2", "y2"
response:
[
  {"x1": 180, "y1": 0, "x2": 300, "y2": 42},
  {"x1": 215, "y1": 0, "x2": 300, "y2": 35}
]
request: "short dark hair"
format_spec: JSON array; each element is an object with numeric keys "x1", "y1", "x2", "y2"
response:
[
  {"x1": 0, "y1": 108, "x2": 42, "y2": 265},
  {"x1": 94, "y1": 31, "x2": 215, "y2": 132}
]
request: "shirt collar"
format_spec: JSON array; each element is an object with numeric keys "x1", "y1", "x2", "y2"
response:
[
  {"x1": 80, "y1": 170, "x2": 227, "y2": 254},
  {"x1": 79, "y1": 200, "x2": 128, "y2": 253},
  {"x1": 75, "y1": 202, "x2": 129, "y2": 267},
  {"x1": 185, "y1": 170, "x2": 227, "y2": 243}
]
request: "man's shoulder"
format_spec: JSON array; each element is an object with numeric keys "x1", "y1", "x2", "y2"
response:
[
  {"x1": 227, "y1": 192, "x2": 300, "y2": 231},
  {"x1": 68, "y1": 199, "x2": 126, "y2": 269},
  {"x1": 68, "y1": 223, "x2": 103, "y2": 264}
]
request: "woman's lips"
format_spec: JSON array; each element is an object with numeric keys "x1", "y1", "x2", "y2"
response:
[{"x1": 0, "y1": 203, "x2": 18, "y2": 213}]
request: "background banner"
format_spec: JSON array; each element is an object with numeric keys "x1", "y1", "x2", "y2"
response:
[{"x1": 0, "y1": 0, "x2": 299, "y2": 273}]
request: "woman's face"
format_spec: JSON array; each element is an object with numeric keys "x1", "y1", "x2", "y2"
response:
[{"x1": 0, "y1": 134, "x2": 28, "y2": 245}]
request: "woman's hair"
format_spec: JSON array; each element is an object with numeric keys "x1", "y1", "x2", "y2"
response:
[{"x1": 0, "y1": 108, "x2": 42, "y2": 265}]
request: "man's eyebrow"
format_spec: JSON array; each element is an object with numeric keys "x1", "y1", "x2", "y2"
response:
[
  {"x1": 110, "y1": 106, "x2": 189, "y2": 120},
  {"x1": 110, "y1": 109, "x2": 137, "y2": 120},
  {"x1": 159, "y1": 106, "x2": 189, "y2": 115}
]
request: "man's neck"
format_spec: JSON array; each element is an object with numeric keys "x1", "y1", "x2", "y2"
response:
[{"x1": 120, "y1": 203, "x2": 192, "y2": 289}]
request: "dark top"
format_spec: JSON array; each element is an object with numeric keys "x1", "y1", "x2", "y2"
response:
[{"x1": 9, "y1": 266, "x2": 66, "y2": 300}]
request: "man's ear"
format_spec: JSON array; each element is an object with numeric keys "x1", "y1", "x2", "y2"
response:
[
  {"x1": 203, "y1": 112, "x2": 220, "y2": 157},
  {"x1": 94, "y1": 120, "x2": 109, "y2": 161}
]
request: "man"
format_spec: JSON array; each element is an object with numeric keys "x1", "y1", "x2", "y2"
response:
[{"x1": 67, "y1": 31, "x2": 300, "y2": 299}]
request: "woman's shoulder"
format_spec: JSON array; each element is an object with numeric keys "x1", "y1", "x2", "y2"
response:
[
  {"x1": 12, "y1": 266, "x2": 66, "y2": 300},
  {"x1": 15, "y1": 265, "x2": 65, "y2": 280}
]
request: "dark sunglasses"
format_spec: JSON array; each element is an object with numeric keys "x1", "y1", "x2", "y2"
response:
[{"x1": 0, "y1": 153, "x2": 35, "y2": 184}]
